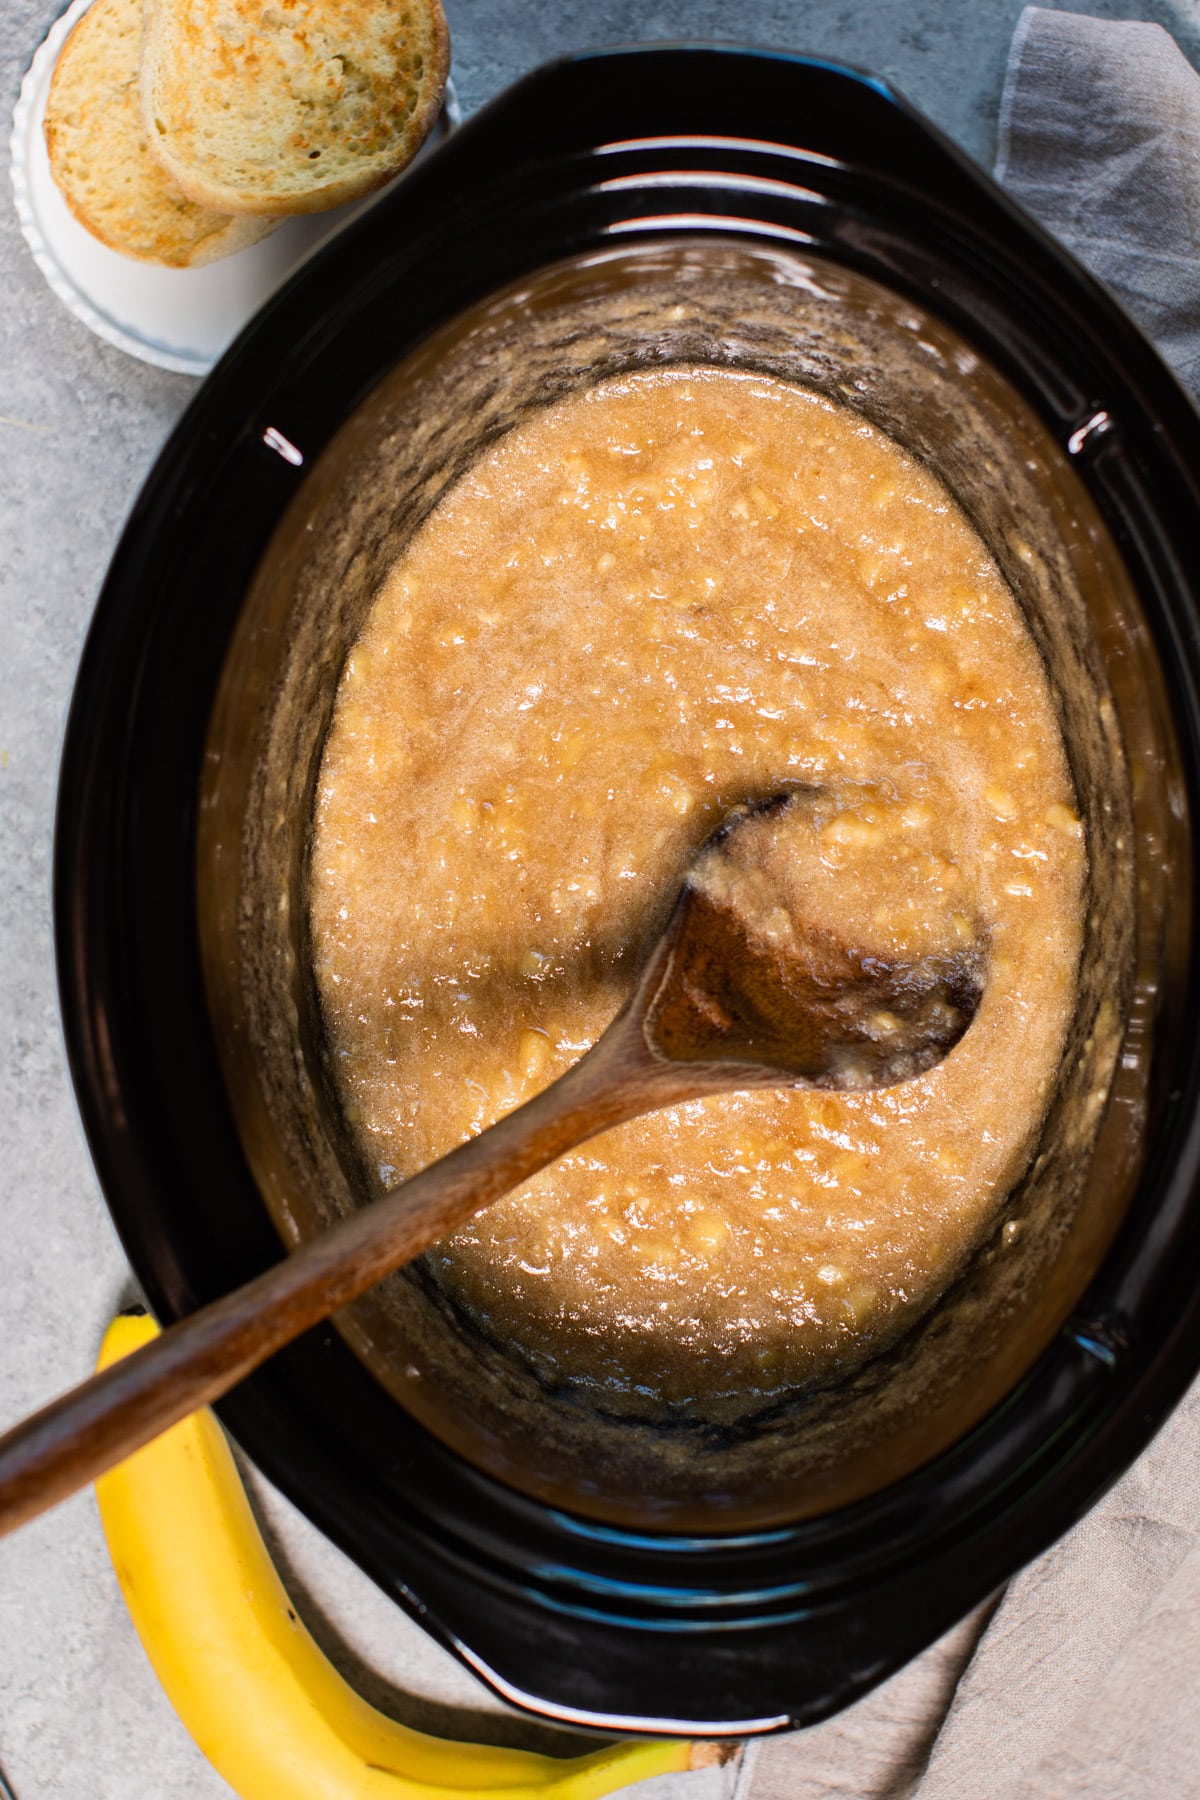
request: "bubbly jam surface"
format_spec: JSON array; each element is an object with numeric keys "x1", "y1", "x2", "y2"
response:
[{"x1": 310, "y1": 367, "x2": 1085, "y2": 1407}]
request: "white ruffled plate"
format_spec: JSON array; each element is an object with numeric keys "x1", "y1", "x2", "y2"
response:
[{"x1": 10, "y1": 0, "x2": 460, "y2": 376}]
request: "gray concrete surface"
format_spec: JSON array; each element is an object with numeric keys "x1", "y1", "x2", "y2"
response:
[{"x1": 2, "y1": 2, "x2": 1198, "y2": 1796}]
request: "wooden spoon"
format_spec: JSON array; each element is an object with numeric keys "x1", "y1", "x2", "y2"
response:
[{"x1": 0, "y1": 793, "x2": 982, "y2": 1537}]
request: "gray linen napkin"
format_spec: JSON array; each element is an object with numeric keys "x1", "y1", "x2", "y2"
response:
[
  {"x1": 996, "y1": 5, "x2": 1200, "y2": 396},
  {"x1": 746, "y1": 12, "x2": 1200, "y2": 1798}
]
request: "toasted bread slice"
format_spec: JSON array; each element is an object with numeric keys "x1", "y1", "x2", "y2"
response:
[
  {"x1": 140, "y1": 0, "x2": 450, "y2": 217},
  {"x1": 44, "y1": 0, "x2": 279, "y2": 268}
]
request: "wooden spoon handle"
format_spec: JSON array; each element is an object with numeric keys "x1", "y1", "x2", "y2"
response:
[{"x1": 0, "y1": 1028, "x2": 679, "y2": 1539}]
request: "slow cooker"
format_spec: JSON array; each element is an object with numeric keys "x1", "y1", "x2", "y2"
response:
[{"x1": 55, "y1": 46, "x2": 1200, "y2": 1735}]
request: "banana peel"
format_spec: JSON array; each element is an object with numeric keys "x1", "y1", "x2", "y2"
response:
[{"x1": 94, "y1": 1312, "x2": 729, "y2": 1798}]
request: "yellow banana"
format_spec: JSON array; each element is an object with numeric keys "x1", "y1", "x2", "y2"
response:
[{"x1": 95, "y1": 1313, "x2": 723, "y2": 1799}]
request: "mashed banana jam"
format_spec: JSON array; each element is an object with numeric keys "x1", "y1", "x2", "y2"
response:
[{"x1": 310, "y1": 366, "x2": 1085, "y2": 1407}]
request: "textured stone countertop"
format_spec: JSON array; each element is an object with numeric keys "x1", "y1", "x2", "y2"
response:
[{"x1": 4, "y1": 3, "x2": 1200, "y2": 1797}]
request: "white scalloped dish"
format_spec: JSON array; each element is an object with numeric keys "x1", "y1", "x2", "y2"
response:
[{"x1": 10, "y1": 0, "x2": 459, "y2": 376}]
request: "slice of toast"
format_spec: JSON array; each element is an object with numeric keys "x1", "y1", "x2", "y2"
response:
[
  {"x1": 44, "y1": 0, "x2": 279, "y2": 268},
  {"x1": 141, "y1": 0, "x2": 451, "y2": 217}
]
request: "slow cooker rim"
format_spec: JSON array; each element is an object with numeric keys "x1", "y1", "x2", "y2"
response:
[{"x1": 53, "y1": 43, "x2": 1200, "y2": 1733}]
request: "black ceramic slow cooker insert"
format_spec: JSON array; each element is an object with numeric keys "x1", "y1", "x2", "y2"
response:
[{"x1": 56, "y1": 47, "x2": 1200, "y2": 1736}]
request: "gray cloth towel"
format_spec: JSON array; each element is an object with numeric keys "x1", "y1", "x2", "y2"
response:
[
  {"x1": 745, "y1": 11, "x2": 1200, "y2": 1797},
  {"x1": 997, "y1": 6, "x2": 1200, "y2": 398}
]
